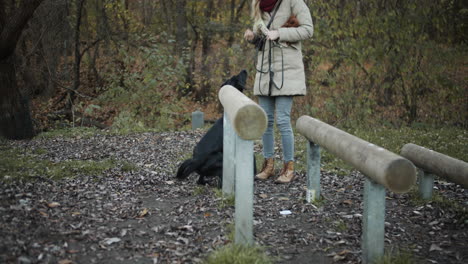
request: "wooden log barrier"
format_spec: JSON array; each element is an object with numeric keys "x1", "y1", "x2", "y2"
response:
[
  {"x1": 297, "y1": 116, "x2": 417, "y2": 263},
  {"x1": 218, "y1": 85, "x2": 267, "y2": 140},
  {"x1": 296, "y1": 116, "x2": 417, "y2": 193},
  {"x1": 219, "y1": 85, "x2": 267, "y2": 245},
  {"x1": 401, "y1": 143, "x2": 468, "y2": 189}
]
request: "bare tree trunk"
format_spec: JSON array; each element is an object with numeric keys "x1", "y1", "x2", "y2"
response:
[
  {"x1": 174, "y1": 0, "x2": 196, "y2": 95},
  {"x1": 223, "y1": 0, "x2": 248, "y2": 76},
  {"x1": 66, "y1": 0, "x2": 85, "y2": 111},
  {"x1": 198, "y1": 0, "x2": 215, "y2": 101},
  {"x1": 187, "y1": 22, "x2": 199, "y2": 94},
  {"x1": 142, "y1": 0, "x2": 154, "y2": 26},
  {"x1": 175, "y1": 0, "x2": 188, "y2": 56},
  {"x1": 0, "y1": 0, "x2": 44, "y2": 139}
]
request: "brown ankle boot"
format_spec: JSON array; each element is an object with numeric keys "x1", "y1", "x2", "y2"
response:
[
  {"x1": 275, "y1": 161, "x2": 295, "y2": 184},
  {"x1": 255, "y1": 158, "x2": 275, "y2": 181}
]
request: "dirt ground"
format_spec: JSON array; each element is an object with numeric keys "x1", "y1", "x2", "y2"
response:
[{"x1": 1, "y1": 130, "x2": 467, "y2": 263}]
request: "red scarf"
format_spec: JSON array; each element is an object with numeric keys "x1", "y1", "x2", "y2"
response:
[{"x1": 259, "y1": 0, "x2": 277, "y2": 12}]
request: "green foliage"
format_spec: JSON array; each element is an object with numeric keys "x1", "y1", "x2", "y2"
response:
[
  {"x1": 204, "y1": 243, "x2": 274, "y2": 264},
  {"x1": 120, "y1": 160, "x2": 139, "y2": 172},
  {"x1": 37, "y1": 127, "x2": 101, "y2": 139},
  {"x1": 225, "y1": 223, "x2": 235, "y2": 242},
  {"x1": 110, "y1": 110, "x2": 149, "y2": 134},
  {"x1": 97, "y1": 35, "x2": 188, "y2": 132},
  {"x1": 374, "y1": 249, "x2": 418, "y2": 264},
  {"x1": 311, "y1": 196, "x2": 327, "y2": 208},
  {"x1": 333, "y1": 219, "x2": 348, "y2": 232},
  {"x1": 346, "y1": 125, "x2": 467, "y2": 162},
  {"x1": 214, "y1": 188, "x2": 235, "y2": 209},
  {"x1": 0, "y1": 146, "x2": 138, "y2": 182},
  {"x1": 306, "y1": 0, "x2": 467, "y2": 126},
  {"x1": 193, "y1": 185, "x2": 209, "y2": 196}
]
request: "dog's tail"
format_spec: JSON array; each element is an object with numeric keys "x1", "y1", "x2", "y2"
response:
[{"x1": 176, "y1": 158, "x2": 199, "y2": 179}]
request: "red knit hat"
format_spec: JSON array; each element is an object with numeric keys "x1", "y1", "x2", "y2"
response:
[{"x1": 259, "y1": 0, "x2": 277, "y2": 12}]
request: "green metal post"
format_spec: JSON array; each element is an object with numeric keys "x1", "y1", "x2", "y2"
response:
[
  {"x1": 362, "y1": 178, "x2": 386, "y2": 264},
  {"x1": 306, "y1": 141, "x2": 321, "y2": 202},
  {"x1": 234, "y1": 135, "x2": 254, "y2": 245}
]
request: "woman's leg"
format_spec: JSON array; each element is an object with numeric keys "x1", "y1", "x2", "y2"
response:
[
  {"x1": 258, "y1": 96, "x2": 275, "y2": 158},
  {"x1": 275, "y1": 96, "x2": 294, "y2": 162}
]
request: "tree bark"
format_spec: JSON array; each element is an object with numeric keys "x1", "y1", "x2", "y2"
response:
[
  {"x1": 175, "y1": 0, "x2": 188, "y2": 57},
  {"x1": 0, "y1": 0, "x2": 44, "y2": 139},
  {"x1": 198, "y1": 0, "x2": 215, "y2": 100},
  {"x1": 223, "y1": 0, "x2": 248, "y2": 76},
  {"x1": 174, "y1": 0, "x2": 195, "y2": 94},
  {"x1": 66, "y1": 0, "x2": 86, "y2": 111}
]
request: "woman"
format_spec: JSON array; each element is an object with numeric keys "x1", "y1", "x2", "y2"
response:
[{"x1": 244, "y1": 0, "x2": 313, "y2": 183}]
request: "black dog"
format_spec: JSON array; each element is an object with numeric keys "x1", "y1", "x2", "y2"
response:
[{"x1": 176, "y1": 70, "x2": 256, "y2": 186}]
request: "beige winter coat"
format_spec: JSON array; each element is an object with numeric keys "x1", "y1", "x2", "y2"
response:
[{"x1": 253, "y1": 0, "x2": 313, "y2": 96}]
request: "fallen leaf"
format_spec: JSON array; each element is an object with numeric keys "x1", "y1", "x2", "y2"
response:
[
  {"x1": 138, "y1": 208, "x2": 149, "y2": 217},
  {"x1": 177, "y1": 236, "x2": 189, "y2": 244},
  {"x1": 259, "y1": 194, "x2": 268, "y2": 199},
  {"x1": 177, "y1": 225, "x2": 194, "y2": 232},
  {"x1": 58, "y1": 260, "x2": 73, "y2": 264},
  {"x1": 333, "y1": 254, "x2": 346, "y2": 261},
  {"x1": 39, "y1": 211, "x2": 49, "y2": 217},
  {"x1": 334, "y1": 240, "x2": 346, "y2": 246},
  {"x1": 47, "y1": 202, "x2": 61, "y2": 208},
  {"x1": 342, "y1": 200, "x2": 353, "y2": 205},
  {"x1": 430, "y1": 244, "x2": 442, "y2": 251},
  {"x1": 103, "y1": 237, "x2": 121, "y2": 245},
  {"x1": 338, "y1": 249, "x2": 350, "y2": 255}
]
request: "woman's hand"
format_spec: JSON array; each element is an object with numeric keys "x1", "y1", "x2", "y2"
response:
[
  {"x1": 267, "y1": 30, "x2": 279, "y2": 41},
  {"x1": 244, "y1": 29, "x2": 255, "y2": 41}
]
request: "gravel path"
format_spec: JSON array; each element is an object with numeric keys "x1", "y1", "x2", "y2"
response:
[{"x1": 1, "y1": 130, "x2": 467, "y2": 263}]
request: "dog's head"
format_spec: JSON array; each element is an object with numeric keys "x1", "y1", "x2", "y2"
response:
[{"x1": 221, "y1": 70, "x2": 248, "y2": 93}]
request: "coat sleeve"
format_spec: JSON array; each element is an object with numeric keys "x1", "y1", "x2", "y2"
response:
[{"x1": 277, "y1": 0, "x2": 314, "y2": 42}]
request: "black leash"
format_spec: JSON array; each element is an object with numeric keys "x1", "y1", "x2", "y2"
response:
[{"x1": 254, "y1": 0, "x2": 284, "y2": 96}]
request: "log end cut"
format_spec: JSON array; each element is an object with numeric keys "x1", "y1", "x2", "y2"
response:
[
  {"x1": 233, "y1": 104, "x2": 267, "y2": 140},
  {"x1": 384, "y1": 158, "x2": 417, "y2": 193}
]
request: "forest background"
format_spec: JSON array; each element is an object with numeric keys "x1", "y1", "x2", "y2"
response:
[{"x1": 0, "y1": 0, "x2": 467, "y2": 140}]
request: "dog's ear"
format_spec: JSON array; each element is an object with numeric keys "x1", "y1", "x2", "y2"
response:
[{"x1": 220, "y1": 70, "x2": 248, "y2": 93}]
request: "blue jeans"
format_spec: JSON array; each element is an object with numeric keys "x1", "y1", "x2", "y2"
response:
[{"x1": 258, "y1": 96, "x2": 294, "y2": 162}]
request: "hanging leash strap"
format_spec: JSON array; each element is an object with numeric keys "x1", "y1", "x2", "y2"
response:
[{"x1": 255, "y1": 0, "x2": 284, "y2": 96}]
